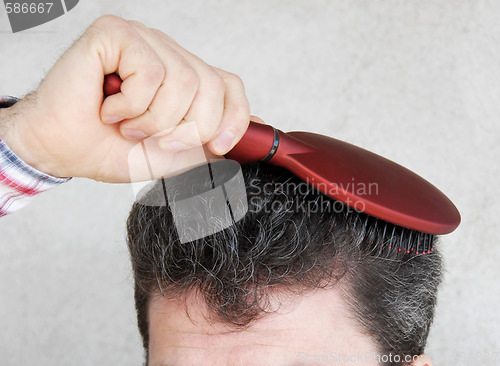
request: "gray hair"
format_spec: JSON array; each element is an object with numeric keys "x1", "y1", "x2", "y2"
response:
[{"x1": 126, "y1": 161, "x2": 443, "y2": 365}]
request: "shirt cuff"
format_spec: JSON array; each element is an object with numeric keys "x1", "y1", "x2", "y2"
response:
[{"x1": 0, "y1": 95, "x2": 70, "y2": 216}]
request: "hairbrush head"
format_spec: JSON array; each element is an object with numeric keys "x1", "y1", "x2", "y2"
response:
[{"x1": 225, "y1": 119, "x2": 461, "y2": 235}]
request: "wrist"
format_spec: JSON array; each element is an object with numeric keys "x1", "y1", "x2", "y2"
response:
[{"x1": 0, "y1": 95, "x2": 68, "y2": 178}]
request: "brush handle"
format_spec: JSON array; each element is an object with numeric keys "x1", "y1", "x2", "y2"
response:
[
  {"x1": 224, "y1": 122, "x2": 278, "y2": 164},
  {"x1": 103, "y1": 73, "x2": 278, "y2": 163},
  {"x1": 103, "y1": 73, "x2": 122, "y2": 96}
]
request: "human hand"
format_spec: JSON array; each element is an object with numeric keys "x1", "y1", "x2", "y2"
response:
[{"x1": 0, "y1": 15, "x2": 250, "y2": 182}]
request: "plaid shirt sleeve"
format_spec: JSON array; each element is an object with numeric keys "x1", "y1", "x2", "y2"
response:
[{"x1": 0, "y1": 96, "x2": 70, "y2": 217}]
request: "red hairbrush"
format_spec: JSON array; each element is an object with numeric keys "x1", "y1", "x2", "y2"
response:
[{"x1": 104, "y1": 74, "x2": 460, "y2": 235}]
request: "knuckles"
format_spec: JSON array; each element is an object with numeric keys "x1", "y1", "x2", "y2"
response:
[
  {"x1": 90, "y1": 14, "x2": 130, "y2": 32},
  {"x1": 206, "y1": 71, "x2": 226, "y2": 95},
  {"x1": 223, "y1": 72, "x2": 244, "y2": 87},
  {"x1": 173, "y1": 67, "x2": 200, "y2": 95},
  {"x1": 142, "y1": 64, "x2": 166, "y2": 86}
]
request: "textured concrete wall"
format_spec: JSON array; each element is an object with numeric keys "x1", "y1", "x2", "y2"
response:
[{"x1": 0, "y1": 1, "x2": 498, "y2": 365}]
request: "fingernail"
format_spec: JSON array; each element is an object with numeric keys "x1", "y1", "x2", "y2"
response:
[
  {"x1": 212, "y1": 131, "x2": 235, "y2": 154},
  {"x1": 160, "y1": 140, "x2": 190, "y2": 152},
  {"x1": 102, "y1": 115, "x2": 122, "y2": 123},
  {"x1": 122, "y1": 129, "x2": 148, "y2": 140}
]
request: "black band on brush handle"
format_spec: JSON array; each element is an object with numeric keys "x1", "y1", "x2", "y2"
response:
[{"x1": 260, "y1": 127, "x2": 280, "y2": 162}]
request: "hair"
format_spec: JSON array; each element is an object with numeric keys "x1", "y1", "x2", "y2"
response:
[{"x1": 126, "y1": 161, "x2": 443, "y2": 365}]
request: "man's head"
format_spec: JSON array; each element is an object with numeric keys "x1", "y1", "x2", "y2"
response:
[{"x1": 127, "y1": 162, "x2": 441, "y2": 366}]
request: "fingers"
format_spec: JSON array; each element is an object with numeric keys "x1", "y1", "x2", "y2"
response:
[
  {"x1": 101, "y1": 61, "x2": 164, "y2": 124},
  {"x1": 95, "y1": 17, "x2": 250, "y2": 156},
  {"x1": 157, "y1": 67, "x2": 225, "y2": 150},
  {"x1": 172, "y1": 67, "x2": 225, "y2": 147},
  {"x1": 92, "y1": 16, "x2": 165, "y2": 123},
  {"x1": 146, "y1": 30, "x2": 250, "y2": 155},
  {"x1": 116, "y1": 28, "x2": 200, "y2": 138},
  {"x1": 144, "y1": 27, "x2": 226, "y2": 150},
  {"x1": 120, "y1": 23, "x2": 224, "y2": 146},
  {"x1": 207, "y1": 69, "x2": 250, "y2": 155},
  {"x1": 250, "y1": 115, "x2": 266, "y2": 124}
]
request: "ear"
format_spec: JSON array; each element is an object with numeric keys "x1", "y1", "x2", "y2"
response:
[{"x1": 412, "y1": 354, "x2": 433, "y2": 366}]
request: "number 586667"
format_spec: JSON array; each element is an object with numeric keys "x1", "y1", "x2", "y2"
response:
[{"x1": 5, "y1": 2, "x2": 54, "y2": 14}]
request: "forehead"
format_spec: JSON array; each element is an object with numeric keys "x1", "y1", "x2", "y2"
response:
[{"x1": 147, "y1": 288, "x2": 379, "y2": 366}]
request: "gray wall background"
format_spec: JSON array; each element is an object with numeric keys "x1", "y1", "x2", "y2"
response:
[{"x1": 0, "y1": 1, "x2": 498, "y2": 365}]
